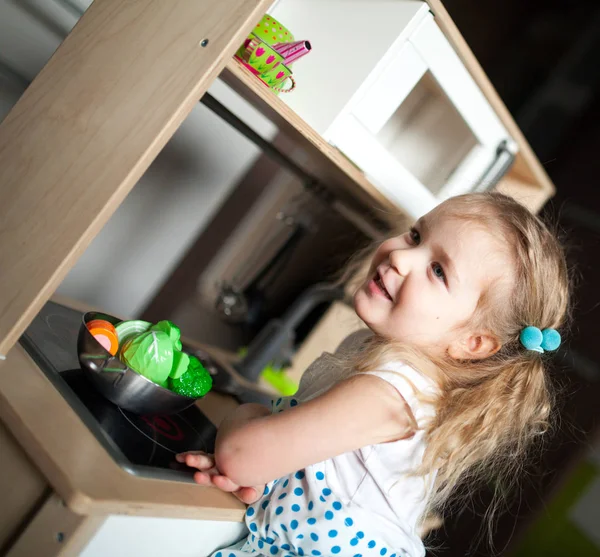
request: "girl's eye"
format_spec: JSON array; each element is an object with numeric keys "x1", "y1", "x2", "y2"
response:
[
  {"x1": 408, "y1": 227, "x2": 421, "y2": 245},
  {"x1": 432, "y1": 262, "x2": 446, "y2": 282}
]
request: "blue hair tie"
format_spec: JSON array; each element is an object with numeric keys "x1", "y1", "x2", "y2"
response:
[{"x1": 520, "y1": 326, "x2": 561, "y2": 353}]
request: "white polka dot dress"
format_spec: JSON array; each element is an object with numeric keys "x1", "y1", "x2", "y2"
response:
[
  {"x1": 210, "y1": 331, "x2": 437, "y2": 557},
  {"x1": 210, "y1": 396, "x2": 425, "y2": 557}
]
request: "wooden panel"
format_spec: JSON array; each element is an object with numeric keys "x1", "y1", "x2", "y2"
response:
[
  {"x1": 0, "y1": 420, "x2": 48, "y2": 552},
  {"x1": 6, "y1": 493, "x2": 104, "y2": 557},
  {"x1": 496, "y1": 172, "x2": 551, "y2": 214},
  {"x1": 0, "y1": 0, "x2": 274, "y2": 358},
  {"x1": 0, "y1": 344, "x2": 246, "y2": 520}
]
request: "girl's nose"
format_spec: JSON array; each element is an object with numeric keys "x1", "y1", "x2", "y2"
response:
[{"x1": 389, "y1": 248, "x2": 417, "y2": 277}]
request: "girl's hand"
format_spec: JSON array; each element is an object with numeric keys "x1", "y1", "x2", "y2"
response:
[{"x1": 176, "y1": 451, "x2": 264, "y2": 505}]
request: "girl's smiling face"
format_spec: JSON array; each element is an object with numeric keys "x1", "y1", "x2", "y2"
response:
[{"x1": 354, "y1": 210, "x2": 511, "y2": 358}]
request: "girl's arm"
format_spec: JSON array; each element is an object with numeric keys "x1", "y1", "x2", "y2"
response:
[{"x1": 214, "y1": 374, "x2": 416, "y2": 487}]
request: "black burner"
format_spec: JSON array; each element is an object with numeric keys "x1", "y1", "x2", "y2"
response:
[{"x1": 20, "y1": 302, "x2": 217, "y2": 483}]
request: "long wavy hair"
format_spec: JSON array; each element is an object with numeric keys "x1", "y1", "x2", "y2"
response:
[{"x1": 342, "y1": 193, "x2": 570, "y2": 539}]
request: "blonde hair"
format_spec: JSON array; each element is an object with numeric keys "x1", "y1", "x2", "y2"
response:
[{"x1": 344, "y1": 193, "x2": 570, "y2": 536}]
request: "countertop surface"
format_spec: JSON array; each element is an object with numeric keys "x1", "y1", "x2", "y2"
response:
[{"x1": 0, "y1": 299, "x2": 258, "y2": 521}]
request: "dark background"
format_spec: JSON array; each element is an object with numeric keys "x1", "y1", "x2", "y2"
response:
[{"x1": 429, "y1": 0, "x2": 600, "y2": 554}]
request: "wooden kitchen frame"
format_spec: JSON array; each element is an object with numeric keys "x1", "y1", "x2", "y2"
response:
[{"x1": 0, "y1": 0, "x2": 557, "y2": 553}]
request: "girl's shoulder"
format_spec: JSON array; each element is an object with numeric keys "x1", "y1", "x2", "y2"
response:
[
  {"x1": 333, "y1": 328, "x2": 373, "y2": 358},
  {"x1": 363, "y1": 361, "x2": 439, "y2": 425}
]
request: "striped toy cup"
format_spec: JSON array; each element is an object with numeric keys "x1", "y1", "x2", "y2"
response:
[{"x1": 272, "y1": 40, "x2": 312, "y2": 65}]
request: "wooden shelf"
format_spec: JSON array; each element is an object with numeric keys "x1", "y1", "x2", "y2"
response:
[
  {"x1": 221, "y1": 59, "x2": 398, "y2": 215},
  {"x1": 0, "y1": 0, "x2": 274, "y2": 358}
]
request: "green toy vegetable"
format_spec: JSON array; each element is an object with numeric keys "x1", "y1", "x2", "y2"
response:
[
  {"x1": 170, "y1": 350, "x2": 190, "y2": 380},
  {"x1": 150, "y1": 320, "x2": 183, "y2": 351},
  {"x1": 169, "y1": 356, "x2": 212, "y2": 398},
  {"x1": 121, "y1": 330, "x2": 173, "y2": 386}
]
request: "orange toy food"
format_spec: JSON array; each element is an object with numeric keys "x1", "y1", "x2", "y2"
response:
[{"x1": 86, "y1": 319, "x2": 119, "y2": 356}]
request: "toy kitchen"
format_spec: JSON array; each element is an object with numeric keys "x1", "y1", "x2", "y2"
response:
[{"x1": 0, "y1": 0, "x2": 556, "y2": 555}]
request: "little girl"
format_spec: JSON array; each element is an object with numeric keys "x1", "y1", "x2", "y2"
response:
[{"x1": 177, "y1": 192, "x2": 569, "y2": 557}]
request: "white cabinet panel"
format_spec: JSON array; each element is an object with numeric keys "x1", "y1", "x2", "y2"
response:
[
  {"x1": 326, "y1": 13, "x2": 516, "y2": 217},
  {"x1": 80, "y1": 515, "x2": 247, "y2": 557}
]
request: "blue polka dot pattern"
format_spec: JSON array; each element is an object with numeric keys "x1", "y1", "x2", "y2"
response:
[
  {"x1": 232, "y1": 447, "x2": 411, "y2": 557},
  {"x1": 290, "y1": 399, "x2": 298, "y2": 407},
  {"x1": 275, "y1": 398, "x2": 282, "y2": 406},
  {"x1": 215, "y1": 553, "x2": 222, "y2": 557}
]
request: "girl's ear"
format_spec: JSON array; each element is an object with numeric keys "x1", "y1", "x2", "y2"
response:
[{"x1": 448, "y1": 332, "x2": 501, "y2": 360}]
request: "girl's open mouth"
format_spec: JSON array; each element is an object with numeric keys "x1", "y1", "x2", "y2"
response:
[{"x1": 369, "y1": 271, "x2": 393, "y2": 301}]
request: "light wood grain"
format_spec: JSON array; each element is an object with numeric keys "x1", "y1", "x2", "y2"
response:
[
  {"x1": 425, "y1": 0, "x2": 555, "y2": 200},
  {"x1": 5, "y1": 493, "x2": 104, "y2": 557},
  {"x1": 495, "y1": 173, "x2": 551, "y2": 214},
  {"x1": 0, "y1": 0, "x2": 275, "y2": 358},
  {"x1": 0, "y1": 344, "x2": 246, "y2": 521},
  {"x1": 0, "y1": 420, "x2": 49, "y2": 552}
]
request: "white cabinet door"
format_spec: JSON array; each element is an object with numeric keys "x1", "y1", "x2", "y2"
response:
[
  {"x1": 326, "y1": 13, "x2": 515, "y2": 218},
  {"x1": 80, "y1": 515, "x2": 247, "y2": 557}
]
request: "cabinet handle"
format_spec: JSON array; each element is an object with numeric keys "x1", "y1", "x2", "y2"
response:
[{"x1": 471, "y1": 140, "x2": 515, "y2": 193}]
